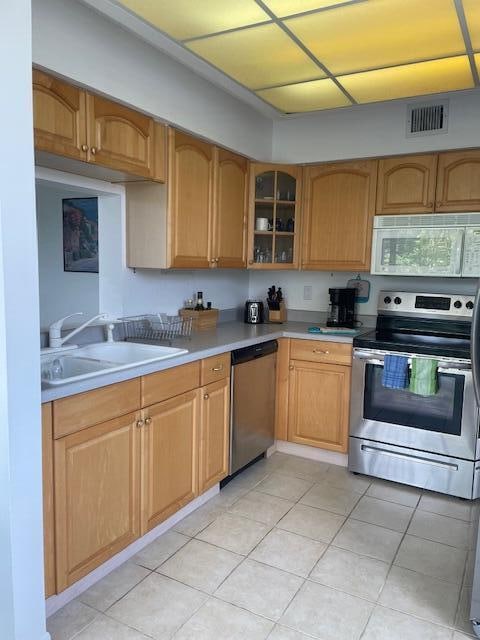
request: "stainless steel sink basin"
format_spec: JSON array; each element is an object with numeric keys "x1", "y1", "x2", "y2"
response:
[{"x1": 41, "y1": 342, "x2": 188, "y2": 386}]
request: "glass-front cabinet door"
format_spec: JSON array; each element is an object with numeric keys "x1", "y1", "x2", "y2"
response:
[{"x1": 248, "y1": 163, "x2": 302, "y2": 269}]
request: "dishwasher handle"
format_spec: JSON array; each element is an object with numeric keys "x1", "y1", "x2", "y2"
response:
[{"x1": 231, "y1": 340, "x2": 278, "y2": 365}]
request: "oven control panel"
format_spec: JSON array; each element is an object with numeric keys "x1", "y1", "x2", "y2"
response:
[{"x1": 378, "y1": 291, "x2": 475, "y2": 318}]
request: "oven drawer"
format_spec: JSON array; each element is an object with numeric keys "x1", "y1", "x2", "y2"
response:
[
  {"x1": 290, "y1": 339, "x2": 352, "y2": 366},
  {"x1": 349, "y1": 436, "x2": 475, "y2": 499}
]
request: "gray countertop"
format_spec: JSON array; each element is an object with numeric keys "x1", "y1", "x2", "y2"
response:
[{"x1": 41, "y1": 320, "x2": 372, "y2": 402}]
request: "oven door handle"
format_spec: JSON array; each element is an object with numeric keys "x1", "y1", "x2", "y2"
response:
[
  {"x1": 361, "y1": 444, "x2": 459, "y2": 471},
  {"x1": 354, "y1": 351, "x2": 471, "y2": 373}
]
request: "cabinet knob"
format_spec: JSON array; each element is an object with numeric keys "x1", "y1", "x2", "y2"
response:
[
  {"x1": 210, "y1": 259, "x2": 216, "y2": 264},
  {"x1": 289, "y1": 365, "x2": 294, "y2": 370},
  {"x1": 248, "y1": 260, "x2": 254, "y2": 265},
  {"x1": 90, "y1": 146, "x2": 97, "y2": 155},
  {"x1": 81, "y1": 144, "x2": 88, "y2": 152},
  {"x1": 204, "y1": 393, "x2": 209, "y2": 400},
  {"x1": 426, "y1": 201, "x2": 434, "y2": 208},
  {"x1": 144, "y1": 416, "x2": 152, "y2": 426},
  {"x1": 136, "y1": 419, "x2": 145, "y2": 429}
]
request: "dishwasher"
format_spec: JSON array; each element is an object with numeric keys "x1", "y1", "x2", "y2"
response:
[{"x1": 229, "y1": 340, "x2": 278, "y2": 475}]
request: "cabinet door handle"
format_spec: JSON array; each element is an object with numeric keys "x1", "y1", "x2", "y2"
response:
[
  {"x1": 289, "y1": 364, "x2": 294, "y2": 370},
  {"x1": 204, "y1": 393, "x2": 209, "y2": 400},
  {"x1": 313, "y1": 348, "x2": 329, "y2": 354},
  {"x1": 81, "y1": 144, "x2": 88, "y2": 152},
  {"x1": 136, "y1": 419, "x2": 145, "y2": 429},
  {"x1": 211, "y1": 365, "x2": 223, "y2": 372},
  {"x1": 144, "y1": 417, "x2": 152, "y2": 426},
  {"x1": 90, "y1": 146, "x2": 97, "y2": 155}
]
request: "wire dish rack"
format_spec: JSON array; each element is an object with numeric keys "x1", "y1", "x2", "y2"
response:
[{"x1": 120, "y1": 314, "x2": 193, "y2": 344}]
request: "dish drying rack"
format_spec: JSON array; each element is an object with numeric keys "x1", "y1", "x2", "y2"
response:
[{"x1": 120, "y1": 314, "x2": 193, "y2": 344}]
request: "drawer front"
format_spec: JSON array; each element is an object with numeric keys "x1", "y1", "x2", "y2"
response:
[
  {"x1": 53, "y1": 379, "x2": 141, "y2": 438},
  {"x1": 201, "y1": 352, "x2": 230, "y2": 385},
  {"x1": 290, "y1": 339, "x2": 352, "y2": 366},
  {"x1": 141, "y1": 361, "x2": 200, "y2": 407}
]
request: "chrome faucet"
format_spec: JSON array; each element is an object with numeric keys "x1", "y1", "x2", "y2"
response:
[{"x1": 48, "y1": 313, "x2": 107, "y2": 349}]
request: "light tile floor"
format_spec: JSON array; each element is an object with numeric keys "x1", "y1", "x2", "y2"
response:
[{"x1": 47, "y1": 452, "x2": 479, "y2": 640}]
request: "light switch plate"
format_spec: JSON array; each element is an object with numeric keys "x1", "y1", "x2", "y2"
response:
[{"x1": 303, "y1": 285, "x2": 312, "y2": 300}]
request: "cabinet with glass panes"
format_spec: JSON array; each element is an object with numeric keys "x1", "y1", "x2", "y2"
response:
[{"x1": 247, "y1": 163, "x2": 302, "y2": 269}]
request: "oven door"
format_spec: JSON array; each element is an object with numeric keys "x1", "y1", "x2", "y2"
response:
[{"x1": 350, "y1": 349, "x2": 478, "y2": 460}]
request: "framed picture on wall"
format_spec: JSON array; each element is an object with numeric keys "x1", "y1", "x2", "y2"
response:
[{"x1": 63, "y1": 197, "x2": 99, "y2": 273}]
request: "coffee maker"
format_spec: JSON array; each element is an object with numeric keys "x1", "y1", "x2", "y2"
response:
[{"x1": 327, "y1": 287, "x2": 356, "y2": 328}]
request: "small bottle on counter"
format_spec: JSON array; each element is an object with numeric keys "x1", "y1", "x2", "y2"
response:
[
  {"x1": 195, "y1": 291, "x2": 205, "y2": 311},
  {"x1": 206, "y1": 301, "x2": 212, "y2": 310}
]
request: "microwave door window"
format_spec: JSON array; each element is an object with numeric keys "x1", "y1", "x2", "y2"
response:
[
  {"x1": 462, "y1": 227, "x2": 480, "y2": 277},
  {"x1": 377, "y1": 228, "x2": 463, "y2": 276}
]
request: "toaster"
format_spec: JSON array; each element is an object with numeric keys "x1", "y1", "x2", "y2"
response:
[{"x1": 244, "y1": 300, "x2": 264, "y2": 324}]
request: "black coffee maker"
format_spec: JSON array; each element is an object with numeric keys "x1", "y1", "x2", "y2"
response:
[{"x1": 327, "y1": 287, "x2": 356, "y2": 328}]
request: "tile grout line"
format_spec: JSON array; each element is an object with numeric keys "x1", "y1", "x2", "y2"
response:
[{"x1": 51, "y1": 454, "x2": 476, "y2": 640}]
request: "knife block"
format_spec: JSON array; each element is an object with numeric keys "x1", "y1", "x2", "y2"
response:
[{"x1": 268, "y1": 302, "x2": 286, "y2": 323}]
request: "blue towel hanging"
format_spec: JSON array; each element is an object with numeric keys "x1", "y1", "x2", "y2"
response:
[{"x1": 382, "y1": 354, "x2": 409, "y2": 390}]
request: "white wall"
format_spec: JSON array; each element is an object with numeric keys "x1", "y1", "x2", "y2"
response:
[
  {"x1": 36, "y1": 184, "x2": 99, "y2": 328},
  {"x1": 32, "y1": 0, "x2": 273, "y2": 161},
  {"x1": 249, "y1": 270, "x2": 478, "y2": 317},
  {"x1": 272, "y1": 90, "x2": 480, "y2": 164},
  {"x1": 122, "y1": 268, "x2": 249, "y2": 317},
  {"x1": 0, "y1": 1, "x2": 49, "y2": 638}
]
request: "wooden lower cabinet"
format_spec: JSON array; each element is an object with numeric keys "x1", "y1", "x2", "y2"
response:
[
  {"x1": 141, "y1": 390, "x2": 199, "y2": 533},
  {"x1": 54, "y1": 412, "x2": 141, "y2": 591},
  {"x1": 287, "y1": 360, "x2": 351, "y2": 453},
  {"x1": 42, "y1": 403, "x2": 56, "y2": 598},
  {"x1": 199, "y1": 378, "x2": 230, "y2": 494},
  {"x1": 47, "y1": 357, "x2": 231, "y2": 594}
]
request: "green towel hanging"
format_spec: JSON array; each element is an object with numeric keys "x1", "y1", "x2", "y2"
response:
[{"x1": 409, "y1": 358, "x2": 438, "y2": 396}]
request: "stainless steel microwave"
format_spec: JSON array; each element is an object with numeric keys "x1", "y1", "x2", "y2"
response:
[{"x1": 371, "y1": 213, "x2": 480, "y2": 277}]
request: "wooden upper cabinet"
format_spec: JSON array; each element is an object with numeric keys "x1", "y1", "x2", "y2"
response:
[
  {"x1": 54, "y1": 412, "x2": 141, "y2": 591},
  {"x1": 302, "y1": 160, "x2": 377, "y2": 271},
  {"x1": 376, "y1": 154, "x2": 437, "y2": 214},
  {"x1": 248, "y1": 163, "x2": 302, "y2": 269},
  {"x1": 436, "y1": 150, "x2": 480, "y2": 212},
  {"x1": 86, "y1": 94, "x2": 156, "y2": 179},
  {"x1": 33, "y1": 69, "x2": 87, "y2": 161},
  {"x1": 214, "y1": 149, "x2": 247, "y2": 268},
  {"x1": 33, "y1": 69, "x2": 166, "y2": 182},
  {"x1": 141, "y1": 390, "x2": 199, "y2": 533},
  {"x1": 168, "y1": 130, "x2": 214, "y2": 269}
]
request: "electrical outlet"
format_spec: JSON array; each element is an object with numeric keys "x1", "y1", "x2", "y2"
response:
[{"x1": 303, "y1": 285, "x2": 312, "y2": 300}]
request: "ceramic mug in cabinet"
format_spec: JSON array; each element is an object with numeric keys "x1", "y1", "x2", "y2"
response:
[{"x1": 256, "y1": 218, "x2": 272, "y2": 231}]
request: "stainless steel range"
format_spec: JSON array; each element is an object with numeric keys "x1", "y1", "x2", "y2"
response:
[{"x1": 348, "y1": 291, "x2": 479, "y2": 499}]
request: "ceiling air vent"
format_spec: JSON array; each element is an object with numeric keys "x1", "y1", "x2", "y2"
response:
[{"x1": 406, "y1": 101, "x2": 448, "y2": 138}]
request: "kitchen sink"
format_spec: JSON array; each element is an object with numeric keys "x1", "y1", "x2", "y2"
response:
[
  {"x1": 74, "y1": 342, "x2": 187, "y2": 364},
  {"x1": 41, "y1": 341, "x2": 188, "y2": 386}
]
